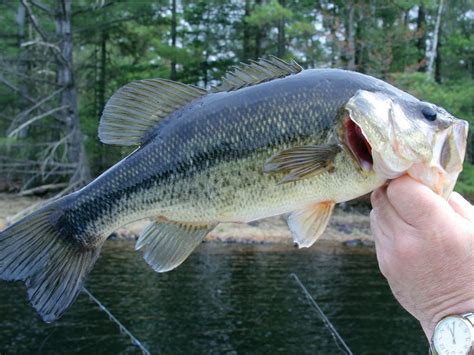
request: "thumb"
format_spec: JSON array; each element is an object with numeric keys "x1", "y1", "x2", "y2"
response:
[
  {"x1": 386, "y1": 176, "x2": 452, "y2": 228},
  {"x1": 449, "y1": 192, "x2": 474, "y2": 222}
]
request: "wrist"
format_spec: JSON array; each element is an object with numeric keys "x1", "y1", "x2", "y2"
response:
[{"x1": 420, "y1": 298, "x2": 474, "y2": 340}]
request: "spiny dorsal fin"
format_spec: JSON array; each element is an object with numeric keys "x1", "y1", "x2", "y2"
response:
[
  {"x1": 99, "y1": 79, "x2": 207, "y2": 146},
  {"x1": 211, "y1": 56, "x2": 302, "y2": 93},
  {"x1": 136, "y1": 218, "x2": 216, "y2": 272}
]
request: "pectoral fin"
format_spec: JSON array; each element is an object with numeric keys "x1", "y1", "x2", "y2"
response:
[
  {"x1": 136, "y1": 218, "x2": 215, "y2": 272},
  {"x1": 263, "y1": 144, "x2": 341, "y2": 184},
  {"x1": 287, "y1": 201, "x2": 335, "y2": 248}
]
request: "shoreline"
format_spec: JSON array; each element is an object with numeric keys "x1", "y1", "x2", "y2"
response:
[{"x1": 0, "y1": 193, "x2": 375, "y2": 248}]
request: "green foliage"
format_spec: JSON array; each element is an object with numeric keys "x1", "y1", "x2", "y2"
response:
[
  {"x1": 0, "y1": 0, "x2": 472, "y2": 192},
  {"x1": 246, "y1": 0, "x2": 293, "y2": 27},
  {"x1": 390, "y1": 72, "x2": 473, "y2": 125},
  {"x1": 456, "y1": 163, "x2": 474, "y2": 201}
]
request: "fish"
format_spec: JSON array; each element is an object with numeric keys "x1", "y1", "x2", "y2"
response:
[{"x1": 0, "y1": 56, "x2": 468, "y2": 323}]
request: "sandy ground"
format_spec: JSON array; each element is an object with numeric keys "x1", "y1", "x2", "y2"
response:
[{"x1": 0, "y1": 193, "x2": 374, "y2": 246}]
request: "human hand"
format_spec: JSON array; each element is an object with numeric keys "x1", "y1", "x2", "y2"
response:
[{"x1": 370, "y1": 176, "x2": 474, "y2": 340}]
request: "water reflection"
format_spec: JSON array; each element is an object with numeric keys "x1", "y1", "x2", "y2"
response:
[{"x1": 0, "y1": 241, "x2": 425, "y2": 354}]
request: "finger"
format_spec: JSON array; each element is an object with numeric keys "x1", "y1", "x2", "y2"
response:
[
  {"x1": 449, "y1": 192, "x2": 474, "y2": 222},
  {"x1": 371, "y1": 187, "x2": 406, "y2": 235},
  {"x1": 386, "y1": 176, "x2": 451, "y2": 228},
  {"x1": 370, "y1": 211, "x2": 392, "y2": 277},
  {"x1": 370, "y1": 209, "x2": 392, "y2": 247}
]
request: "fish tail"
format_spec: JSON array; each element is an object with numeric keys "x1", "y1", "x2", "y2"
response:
[{"x1": 0, "y1": 198, "x2": 102, "y2": 323}]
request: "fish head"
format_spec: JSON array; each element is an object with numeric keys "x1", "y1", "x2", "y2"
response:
[{"x1": 342, "y1": 89, "x2": 469, "y2": 199}]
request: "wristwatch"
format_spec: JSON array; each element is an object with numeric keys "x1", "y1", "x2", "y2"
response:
[{"x1": 430, "y1": 313, "x2": 474, "y2": 355}]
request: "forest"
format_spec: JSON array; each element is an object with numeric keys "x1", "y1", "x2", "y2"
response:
[{"x1": 0, "y1": 0, "x2": 472, "y2": 198}]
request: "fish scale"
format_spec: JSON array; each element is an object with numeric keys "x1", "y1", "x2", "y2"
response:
[
  {"x1": 65, "y1": 70, "x2": 373, "y2": 232},
  {"x1": 0, "y1": 57, "x2": 467, "y2": 323}
]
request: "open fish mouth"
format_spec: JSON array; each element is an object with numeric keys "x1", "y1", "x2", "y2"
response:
[
  {"x1": 408, "y1": 118, "x2": 469, "y2": 198},
  {"x1": 344, "y1": 115, "x2": 373, "y2": 171}
]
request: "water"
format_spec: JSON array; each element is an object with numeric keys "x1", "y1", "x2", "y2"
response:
[{"x1": 0, "y1": 241, "x2": 426, "y2": 354}]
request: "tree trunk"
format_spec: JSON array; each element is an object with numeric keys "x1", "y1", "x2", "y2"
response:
[
  {"x1": 13, "y1": 2, "x2": 29, "y2": 138},
  {"x1": 427, "y1": 0, "x2": 444, "y2": 77},
  {"x1": 97, "y1": 29, "x2": 108, "y2": 172},
  {"x1": 242, "y1": 0, "x2": 251, "y2": 60},
  {"x1": 254, "y1": 0, "x2": 263, "y2": 59},
  {"x1": 346, "y1": 1, "x2": 356, "y2": 70},
  {"x1": 277, "y1": 0, "x2": 286, "y2": 58},
  {"x1": 435, "y1": 28, "x2": 442, "y2": 83},
  {"x1": 354, "y1": 9, "x2": 364, "y2": 73},
  {"x1": 416, "y1": 5, "x2": 426, "y2": 72},
  {"x1": 329, "y1": 5, "x2": 337, "y2": 67},
  {"x1": 55, "y1": 0, "x2": 90, "y2": 184},
  {"x1": 97, "y1": 30, "x2": 107, "y2": 115},
  {"x1": 170, "y1": 0, "x2": 177, "y2": 80}
]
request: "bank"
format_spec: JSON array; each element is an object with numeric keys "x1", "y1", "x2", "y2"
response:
[{"x1": 0, "y1": 193, "x2": 374, "y2": 247}]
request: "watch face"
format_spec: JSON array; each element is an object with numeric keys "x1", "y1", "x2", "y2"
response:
[{"x1": 433, "y1": 316, "x2": 473, "y2": 355}]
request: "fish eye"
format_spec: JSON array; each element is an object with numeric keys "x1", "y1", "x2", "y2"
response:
[{"x1": 421, "y1": 106, "x2": 437, "y2": 122}]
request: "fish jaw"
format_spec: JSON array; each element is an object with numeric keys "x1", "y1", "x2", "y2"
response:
[
  {"x1": 343, "y1": 90, "x2": 413, "y2": 179},
  {"x1": 342, "y1": 90, "x2": 469, "y2": 199},
  {"x1": 407, "y1": 119, "x2": 469, "y2": 198}
]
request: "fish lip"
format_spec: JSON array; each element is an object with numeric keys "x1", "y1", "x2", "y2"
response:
[
  {"x1": 452, "y1": 119, "x2": 469, "y2": 166},
  {"x1": 406, "y1": 119, "x2": 469, "y2": 199},
  {"x1": 343, "y1": 114, "x2": 373, "y2": 172}
]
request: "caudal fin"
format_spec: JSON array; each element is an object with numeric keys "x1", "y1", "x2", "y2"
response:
[{"x1": 0, "y1": 202, "x2": 102, "y2": 323}]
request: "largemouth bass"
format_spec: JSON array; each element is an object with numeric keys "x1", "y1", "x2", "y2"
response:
[{"x1": 0, "y1": 57, "x2": 468, "y2": 322}]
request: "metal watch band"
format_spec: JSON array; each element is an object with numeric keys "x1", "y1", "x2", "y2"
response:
[{"x1": 464, "y1": 312, "x2": 474, "y2": 326}]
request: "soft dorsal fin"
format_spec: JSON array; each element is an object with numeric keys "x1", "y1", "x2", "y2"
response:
[
  {"x1": 99, "y1": 79, "x2": 207, "y2": 146},
  {"x1": 211, "y1": 56, "x2": 302, "y2": 93}
]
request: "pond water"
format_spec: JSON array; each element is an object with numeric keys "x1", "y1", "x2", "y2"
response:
[{"x1": 0, "y1": 241, "x2": 426, "y2": 354}]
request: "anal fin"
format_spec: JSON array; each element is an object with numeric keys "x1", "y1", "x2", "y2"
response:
[
  {"x1": 287, "y1": 201, "x2": 335, "y2": 248},
  {"x1": 136, "y1": 218, "x2": 215, "y2": 272}
]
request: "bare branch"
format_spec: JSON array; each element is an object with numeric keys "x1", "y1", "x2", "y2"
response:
[
  {"x1": 20, "y1": 0, "x2": 49, "y2": 41},
  {"x1": 0, "y1": 75, "x2": 64, "y2": 122},
  {"x1": 0, "y1": 66, "x2": 58, "y2": 86},
  {"x1": 72, "y1": 0, "x2": 115, "y2": 16},
  {"x1": 18, "y1": 183, "x2": 68, "y2": 196},
  {"x1": 30, "y1": 0, "x2": 53, "y2": 15},
  {"x1": 20, "y1": 0, "x2": 69, "y2": 67},
  {"x1": 13, "y1": 87, "x2": 64, "y2": 123},
  {"x1": 0, "y1": 76, "x2": 35, "y2": 104},
  {"x1": 21, "y1": 39, "x2": 60, "y2": 52},
  {"x1": 8, "y1": 105, "x2": 68, "y2": 137},
  {"x1": 0, "y1": 74, "x2": 36, "y2": 103}
]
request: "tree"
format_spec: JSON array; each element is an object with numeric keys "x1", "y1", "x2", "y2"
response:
[
  {"x1": 170, "y1": 0, "x2": 177, "y2": 80},
  {"x1": 54, "y1": 0, "x2": 90, "y2": 185},
  {"x1": 416, "y1": 4, "x2": 427, "y2": 71},
  {"x1": 0, "y1": 0, "x2": 90, "y2": 192},
  {"x1": 427, "y1": 0, "x2": 444, "y2": 79},
  {"x1": 0, "y1": 0, "x2": 472, "y2": 195}
]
